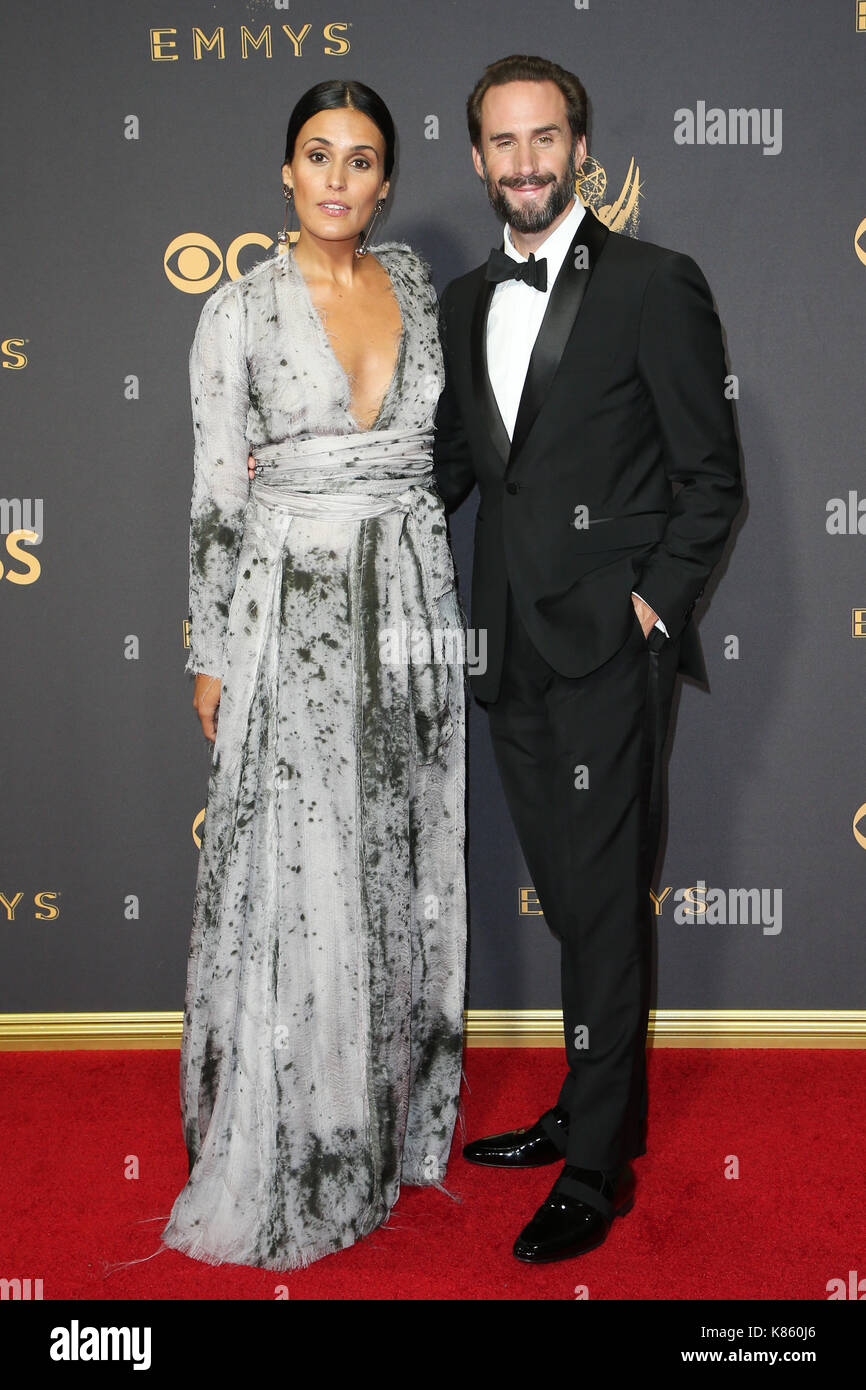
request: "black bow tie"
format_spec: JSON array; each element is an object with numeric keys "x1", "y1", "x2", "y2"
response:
[{"x1": 485, "y1": 246, "x2": 548, "y2": 292}]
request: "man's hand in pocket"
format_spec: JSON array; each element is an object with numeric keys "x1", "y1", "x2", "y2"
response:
[{"x1": 631, "y1": 592, "x2": 659, "y2": 639}]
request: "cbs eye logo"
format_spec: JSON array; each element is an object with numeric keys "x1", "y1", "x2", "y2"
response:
[
  {"x1": 165, "y1": 232, "x2": 297, "y2": 292},
  {"x1": 853, "y1": 802, "x2": 866, "y2": 849}
]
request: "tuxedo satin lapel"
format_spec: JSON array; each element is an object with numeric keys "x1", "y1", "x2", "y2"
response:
[
  {"x1": 508, "y1": 207, "x2": 610, "y2": 467},
  {"x1": 470, "y1": 274, "x2": 511, "y2": 467}
]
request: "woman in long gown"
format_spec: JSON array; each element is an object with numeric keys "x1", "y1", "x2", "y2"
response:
[{"x1": 160, "y1": 81, "x2": 467, "y2": 1271}]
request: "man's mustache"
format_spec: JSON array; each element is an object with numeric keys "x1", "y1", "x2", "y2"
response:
[{"x1": 498, "y1": 173, "x2": 556, "y2": 189}]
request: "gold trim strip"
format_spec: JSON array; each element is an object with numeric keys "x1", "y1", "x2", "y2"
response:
[
  {"x1": 0, "y1": 1009, "x2": 865, "y2": 1050},
  {"x1": 464, "y1": 1009, "x2": 866, "y2": 1048}
]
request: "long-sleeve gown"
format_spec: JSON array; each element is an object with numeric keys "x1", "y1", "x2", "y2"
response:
[{"x1": 160, "y1": 241, "x2": 467, "y2": 1271}]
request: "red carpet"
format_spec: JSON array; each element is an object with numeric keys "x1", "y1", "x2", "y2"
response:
[{"x1": 1, "y1": 1048, "x2": 864, "y2": 1300}]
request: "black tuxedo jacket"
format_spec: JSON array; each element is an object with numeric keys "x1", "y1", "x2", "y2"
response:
[{"x1": 433, "y1": 206, "x2": 743, "y2": 703}]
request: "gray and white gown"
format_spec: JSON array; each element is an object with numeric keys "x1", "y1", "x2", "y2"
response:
[{"x1": 161, "y1": 242, "x2": 467, "y2": 1271}]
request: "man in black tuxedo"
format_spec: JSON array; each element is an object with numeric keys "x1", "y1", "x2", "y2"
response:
[{"x1": 434, "y1": 55, "x2": 742, "y2": 1262}]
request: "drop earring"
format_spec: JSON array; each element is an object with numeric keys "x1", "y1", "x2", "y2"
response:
[
  {"x1": 355, "y1": 198, "x2": 386, "y2": 258},
  {"x1": 277, "y1": 184, "x2": 296, "y2": 252}
]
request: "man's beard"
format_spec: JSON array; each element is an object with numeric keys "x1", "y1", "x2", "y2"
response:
[{"x1": 482, "y1": 144, "x2": 578, "y2": 235}]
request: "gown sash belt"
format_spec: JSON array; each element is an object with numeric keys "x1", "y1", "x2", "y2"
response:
[{"x1": 246, "y1": 428, "x2": 456, "y2": 763}]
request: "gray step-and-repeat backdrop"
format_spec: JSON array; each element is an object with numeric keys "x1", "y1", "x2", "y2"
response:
[{"x1": 2, "y1": 1, "x2": 864, "y2": 1018}]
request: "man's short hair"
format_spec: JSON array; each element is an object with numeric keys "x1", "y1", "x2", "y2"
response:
[{"x1": 467, "y1": 54, "x2": 588, "y2": 148}]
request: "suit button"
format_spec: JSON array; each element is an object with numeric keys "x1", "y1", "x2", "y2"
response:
[{"x1": 505, "y1": 481, "x2": 519, "y2": 494}]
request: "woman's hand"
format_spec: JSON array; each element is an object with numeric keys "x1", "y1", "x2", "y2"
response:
[
  {"x1": 194, "y1": 672, "x2": 222, "y2": 743},
  {"x1": 247, "y1": 452, "x2": 257, "y2": 482}
]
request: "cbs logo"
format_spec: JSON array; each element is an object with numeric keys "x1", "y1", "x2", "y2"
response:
[{"x1": 165, "y1": 232, "x2": 297, "y2": 293}]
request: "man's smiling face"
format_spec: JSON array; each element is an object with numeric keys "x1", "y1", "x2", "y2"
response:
[{"x1": 472, "y1": 79, "x2": 586, "y2": 237}]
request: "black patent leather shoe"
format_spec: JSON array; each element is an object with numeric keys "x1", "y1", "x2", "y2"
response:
[
  {"x1": 513, "y1": 1163, "x2": 636, "y2": 1262},
  {"x1": 462, "y1": 1105, "x2": 569, "y2": 1167}
]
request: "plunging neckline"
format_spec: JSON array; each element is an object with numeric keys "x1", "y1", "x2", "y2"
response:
[{"x1": 286, "y1": 248, "x2": 405, "y2": 433}]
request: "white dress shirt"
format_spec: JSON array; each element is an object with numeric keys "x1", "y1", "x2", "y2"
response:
[{"x1": 485, "y1": 196, "x2": 668, "y2": 636}]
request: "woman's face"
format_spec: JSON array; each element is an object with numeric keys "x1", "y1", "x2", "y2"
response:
[{"x1": 283, "y1": 106, "x2": 389, "y2": 249}]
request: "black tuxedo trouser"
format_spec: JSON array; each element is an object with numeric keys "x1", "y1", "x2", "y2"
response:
[{"x1": 483, "y1": 585, "x2": 681, "y2": 1173}]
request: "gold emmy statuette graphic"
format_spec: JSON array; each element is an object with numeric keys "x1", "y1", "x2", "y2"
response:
[{"x1": 577, "y1": 155, "x2": 642, "y2": 235}]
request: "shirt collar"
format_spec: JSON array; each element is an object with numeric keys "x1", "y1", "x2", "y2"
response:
[{"x1": 503, "y1": 196, "x2": 587, "y2": 287}]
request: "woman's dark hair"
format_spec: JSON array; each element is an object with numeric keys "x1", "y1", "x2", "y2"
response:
[
  {"x1": 284, "y1": 80, "x2": 396, "y2": 180},
  {"x1": 466, "y1": 55, "x2": 587, "y2": 149}
]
